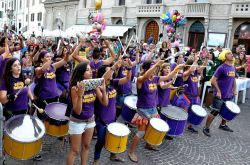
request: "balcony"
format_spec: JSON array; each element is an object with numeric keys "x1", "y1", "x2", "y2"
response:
[
  {"x1": 111, "y1": 6, "x2": 126, "y2": 17},
  {"x1": 231, "y1": 2, "x2": 250, "y2": 18},
  {"x1": 185, "y1": 2, "x2": 210, "y2": 18},
  {"x1": 136, "y1": 4, "x2": 166, "y2": 17}
]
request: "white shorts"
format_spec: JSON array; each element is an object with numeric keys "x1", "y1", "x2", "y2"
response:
[{"x1": 68, "y1": 121, "x2": 96, "y2": 135}]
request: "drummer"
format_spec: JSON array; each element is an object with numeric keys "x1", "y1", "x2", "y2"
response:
[
  {"x1": 203, "y1": 50, "x2": 236, "y2": 137},
  {"x1": 182, "y1": 55, "x2": 207, "y2": 133},
  {"x1": 34, "y1": 49, "x2": 72, "y2": 120},
  {"x1": 0, "y1": 58, "x2": 34, "y2": 120},
  {"x1": 93, "y1": 60, "x2": 132, "y2": 164},
  {"x1": 66, "y1": 62, "x2": 108, "y2": 165},
  {"x1": 128, "y1": 60, "x2": 182, "y2": 163}
]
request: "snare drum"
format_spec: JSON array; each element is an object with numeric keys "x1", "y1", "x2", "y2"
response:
[
  {"x1": 144, "y1": 118, "x2": 169, "y2": 146},
  {"x1": 188, "y1": 105, "x2": 207, "y2": 125},
  {"x1": 220, "y1": 101, "x2": 240, "y2": 121},
  {"x1": 3, "y1": 114, "x2": 45, "y2": 160},
  {"x1": 121, "y1": 95, "x2": 137, "y2": 123},
  {"x1": 105, "y1": 122, "x2": 130, "y2": 153},
  {"x1": 44, "y1": 102, "x2": 69, "y2": 137},
  {"x1": 160, "y1": 106, "x2": 188, "y2": 137}
]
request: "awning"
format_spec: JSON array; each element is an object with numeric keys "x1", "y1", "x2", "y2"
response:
[{"x1": 65, "y1": 25, "x2": 132, "y2": 38}]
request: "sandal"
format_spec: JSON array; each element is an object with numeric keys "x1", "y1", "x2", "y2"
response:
[
  {"x1": 144, "y1": 145, "x2": 159, "y2": 151},
  {"x1": 110, "y1": 156, "x2": 125, "y2": 162},
  {"x1": 128, "y1": 152, "x2": 138, "y2": 163}
]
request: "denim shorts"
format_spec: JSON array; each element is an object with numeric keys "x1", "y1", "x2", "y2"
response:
[
  {"x1": 137, "y1": 107, "x2": 158, "y2": 118},
  {"x1": 68, "y1": 121, "x2": 96, "y2": 135}
]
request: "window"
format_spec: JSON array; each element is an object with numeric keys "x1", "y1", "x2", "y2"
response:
[
  {"x1": 20, "y1": 0, "x2": 22, "y2": 9},
  {"x1": 27, "y1": 0, "x2": 29, "y2": 7},
  {"x1": 119, "y1": 0, "x2": 125, "y2": 6},
  {"x1": 32, "y1": 0, "x2": 35, "y2": 6},
  {"x1": 37, "y1": 12, "x2": 42, "y2": 21},
  {"x1": 156, "y1": 0, "x2": 162, "y2": 3},
  {"x1": 26, "y1": 14, "x2": 28, "y2": 22},
  {"x1": 31, "y1": 13, "x2": 34, "y2": 22},
  {"x1": 0, "y1": 11, "x2": 3, "y2": 18},
  {"x1": 19, "y1": 22, "x2": 21, "y2": 29},
  {"x1": 2, "y1": 2, "x2": 4, "y2": 8},
  {"x1": 146, "y1": 0, "x2": 152, "y2": 4}
]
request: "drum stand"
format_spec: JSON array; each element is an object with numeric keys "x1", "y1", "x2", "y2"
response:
[{"x1": 0, "y1": 103, "x2": 5, "y2": 164}]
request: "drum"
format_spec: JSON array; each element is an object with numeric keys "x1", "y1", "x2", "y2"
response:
[
  {"x1": 160, "y1": 106, "x2": 188, "y2": 137},
  {"x1": 144, "y1": 118, "x2": 169, "y2": 146},
  {"x1": 44, "y1": 102, "x2": 69, "y2": 137},
  {"x1": 121, "y1": 95, "x2": 137, "y2": 123},
  {"x1": 3, "y1": 114, "x2": 45, "y2": 160},
  {"x1": 105, "y1": 122, "x2": 130, "y2": 153},
  {"x1": 188, "y1": 105, "x2": 207, "y2": 125},
  {"x1": 220, "y1": 101, "x2": 241, "y2": 121}
]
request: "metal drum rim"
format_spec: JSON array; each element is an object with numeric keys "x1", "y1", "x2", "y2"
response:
[{"x1": 44, "y1": 102, "x2": 69, "y2": 121}]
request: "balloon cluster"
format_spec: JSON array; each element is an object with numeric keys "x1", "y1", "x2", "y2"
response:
[
  {"x1": 88, "y1": 12, "x2": 107, "y2": 40},
  {"x1": 161, "y1": 10, "x2": 186, "y2": 42}
]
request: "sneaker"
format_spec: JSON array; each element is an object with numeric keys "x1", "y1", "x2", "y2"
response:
[
  {"x1": 187, "y1": 126, "x2": 198, "y2": 134},
  {"x1": 33, "y1": 155, "x2": 42, "y2": 161},
  {"x1": 219, "y1": 125, "x2": 234, "y2": 132},
  {"x1": 203, "y1": 128, "x2": 211, "y2": 137}
]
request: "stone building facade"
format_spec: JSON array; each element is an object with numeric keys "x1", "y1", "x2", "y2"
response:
[{"x1": 44, "y1": 0, "x2": 250, "y2": 54}]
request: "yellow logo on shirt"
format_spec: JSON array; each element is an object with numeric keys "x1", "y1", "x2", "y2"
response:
[
  {"x1": 83, "y1": 93, "x2": 96, "y2": 103},
  {"x1": 122, "y1": 70, "x2": 128, "y2": 76},
  {"x1": 45, "y1": 72, "x2": 56, "y2": 79},
  {"x1": 227, "y1": 71, "x2": 235, "y2": 77},
  {"x1": 191, "y1": 76, "x2": 198, "y2": 83},
  {"x1": 108, "y1": 89, "x2": 117, "y2": 99},
  {"x1": 13, "y1": 82, "x2": 24, "y2": 90},
  {"x1": 148, "y1": 83, "x2": 157, "y2": 91}
]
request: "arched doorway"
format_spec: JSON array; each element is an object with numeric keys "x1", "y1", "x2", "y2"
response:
[
  {"x1": 145, "y1": 21, "x2": 159, "y2": 44},
  {"x1": 233, "y1": 22, "x2": 250, "y2": 55},
  {"x1": 188, "y1": 21, "x2": 205, "y2": 51}
]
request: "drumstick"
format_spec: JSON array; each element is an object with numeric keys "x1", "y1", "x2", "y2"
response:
[
  {"x1": 117, "y1": 36, "x2": 126, "y2": 57},
  {"x1": 15, "y1": 78, "x2": 31, "y2": 99},
  {"x1": 184, "y1": 65, "x2": 207, "y2": 67},
  {"x1": 32, "y1": 103, "x2": 44, "y2": 113},
  {"x1": 172, "y1": 71, "x2": 179, "y2": 85}
]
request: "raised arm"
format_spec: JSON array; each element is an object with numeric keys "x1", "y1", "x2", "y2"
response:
[{"x1": 103, "y1": 40, "x2": 116, "y2": 65}]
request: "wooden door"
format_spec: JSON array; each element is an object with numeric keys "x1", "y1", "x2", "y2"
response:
[
  {"x1": 145, "y1": 21, "x2": 159, "y2": 43},
  {"x1": 188, "y1": 32, "x2": 205, "y2": 51}
]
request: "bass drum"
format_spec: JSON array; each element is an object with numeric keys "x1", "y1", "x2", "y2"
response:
[{"x1": 3, "y1": 114, "x2": 45, "y2": 160}]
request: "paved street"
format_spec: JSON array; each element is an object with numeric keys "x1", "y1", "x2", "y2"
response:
[{"x1": 2, "y1": 96, "x2": 250, "y2": 165}]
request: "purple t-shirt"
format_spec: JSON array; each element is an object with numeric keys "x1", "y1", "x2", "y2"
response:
[
  {"x1": 117, "y1": 67, "x2": 132, "y2": 95},
  {"x1": 137, "y1": 76, "x2": 160, "y2": 108},
  {"x1": 95, "y1": 79, "x2": 119, "y2": 124},
  {"x1": 0, "y1": 77, "x2": 28, "y2": 111},
  {"x1": 37, "y1": 65, "x2": 59, "y2": 100},
  {"x1": 213, "y1": 63, "x2": 236, "y2": 99},
  {"x1": 90, "y1": 60, "x2": 104, "y2": 78},
  {"x1": 184, "y1": 70, "x2": 199, "y2": 97},
  {"x1": 171, "y1": 63, "x2": 183, "y2": 87},
  {"x1": 130, "y1": 56, "x2": 136, "y2": 79},
  {"x1": 71, "y1": 89, "x2": 96, "y2": 120},
  {"x1": 158, "y1": 81, "x2": 171, "y2": 107},
  {"x1": 0, "y1": 55, "x2": 8, "y2": 79}
]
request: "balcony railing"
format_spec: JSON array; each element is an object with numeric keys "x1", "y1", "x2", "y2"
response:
[
  {"x1": 111, "y1": 6, "x2": 126, "y2": 17},
  {"x1": 231, "y1": 2, "x2": 250, "y2": 18},
  {"x1": 185, "y1": 2, "x2": 210, "y2": 17},
  {"x1": 136, "y1": 4, "x2": 166, "y2": 17}
]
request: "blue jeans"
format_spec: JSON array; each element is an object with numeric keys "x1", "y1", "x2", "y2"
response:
[{"x1": 94, "y1": 123, "x2": 106, "y2": 160}]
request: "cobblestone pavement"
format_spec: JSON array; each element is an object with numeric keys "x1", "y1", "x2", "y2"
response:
[{"x1": 3, "y1": 98, "x2": 250, "y2": 165}]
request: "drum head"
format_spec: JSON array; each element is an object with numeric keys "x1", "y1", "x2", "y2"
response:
[
  {"x1": 150, "y1": 118, "x2": 169, "y2": 132},
  {"x1": 107, "y1": 122, "x2": 130, "y2": 136},
  {"x1": 124, "y1": 95, "x2": 137, "y2": 110},
  {"x1": 44, "y1": 102, "x2": 69, "y2": 121},
  {"x1": 225, "y1": 101, "x2": 240, "y2": 114},
  {"x1": 191, "y1": 105, "x2": 207, "y2": 117},
  {"x1": 5, "y1": 114, "x2": 45, "y2": 143},
  {"x1": 161, "y1": 106, "x2": 188, "y2": 120}
]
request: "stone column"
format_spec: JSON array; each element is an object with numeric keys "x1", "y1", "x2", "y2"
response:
[
  {"x1": 204, "y1": 17, "x2": 209, "y2": 46},
  {"x1": 227, "y1": 18, "x2": 233, "y2": 49}
]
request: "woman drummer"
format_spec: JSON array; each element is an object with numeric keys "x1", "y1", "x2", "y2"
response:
[
  {"x1": 0, "y1": 58, "x2": 34, "y2": 120},
  {"x1": 128, "y1": 60, "x2": 182, "y2": 163},
  {"x1": 66, "y1": 62, "x2": 108, "y2": 165},
  {"x1": 34, "y1": 49, "x2": 72, "y2": 119},
  {"x1": 93, "y1": 60, "x2": 132, "y2": 164}
]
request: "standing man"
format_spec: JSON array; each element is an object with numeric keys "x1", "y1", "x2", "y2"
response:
[{"x1": 203, "y1": 50, "x2": 237, "y2": 137}]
